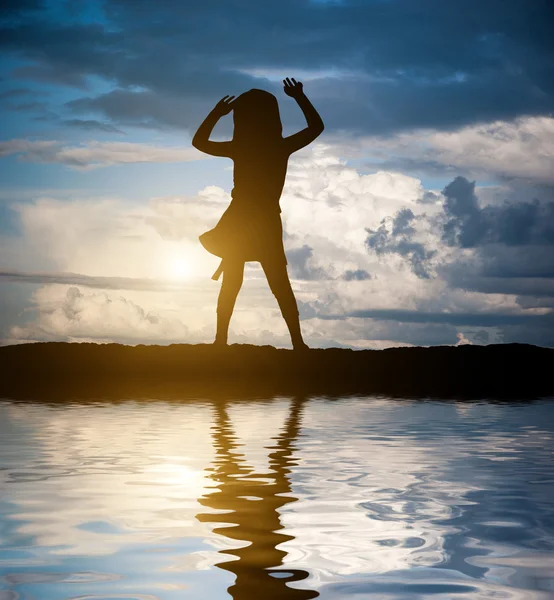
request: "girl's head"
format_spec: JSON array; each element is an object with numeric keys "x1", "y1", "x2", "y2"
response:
[{"x1": 232, "y1": 89, "x2": 283, "y2": 145}]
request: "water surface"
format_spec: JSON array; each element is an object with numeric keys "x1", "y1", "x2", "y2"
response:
[{"x1": 1, "y1": 396, "x2": 553, "y2": 599}]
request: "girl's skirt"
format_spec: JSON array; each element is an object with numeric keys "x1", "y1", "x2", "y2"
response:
[{"x1": 199, "y1": 200, "x2": 287, "y2": 280}]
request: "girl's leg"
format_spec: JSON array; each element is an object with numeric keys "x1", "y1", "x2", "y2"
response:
[
  {"x1": 215, "y1": 260, "x2": 245, "y2": 345},
  {"x1": 261, "y1": 259, "x2": 308, "y2": 350}
]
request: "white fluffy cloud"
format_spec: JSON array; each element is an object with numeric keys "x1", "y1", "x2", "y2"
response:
[
  {"x1": 282, "y1": 146, "x2": 428, "y2": 280},
  {"x1": 0, "y1": 139, "x2": 201, "y2": 169},
  {"x1": 2, "y1": 140, "x2": 552, "y2": 348},
  {"x1": 10, "y1": 285, "x2": 193, "y2": 344},
  {"x1": 348, "y1": 116, "x2": 554, "y2": 184}
]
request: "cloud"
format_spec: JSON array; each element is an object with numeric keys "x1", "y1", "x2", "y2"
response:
[
  {"x1": 443, "y1": 271, "x2": 554, "y2": 298},
  {"x1": 281, "y1": 147, "x2": 429, "y2": 284},
  {"x1": 9, "y1": 285, "x2": 194, "y2": 344},
  {"x1": 288, "y1": 153, "x2": 554, "y2": 345},
  {"x1": 0, "y1": 269, "x2": 190, "y2": 291},
  {"x1": 1, "y1": 1, "x2": 553, "y2": 133},
  {"x1": 0, "y1": 138, "x2": 54, "y2": 157},
  {"x1": 3, "y1": 2, "x2": 554, "y2": 349},
  {"x1": 442, "y1": 176, "x2": 554, "y2": 248},
  {"x1": 3, "y1": 100, "x2": 48, "y2": 112},
  {"x1": 0, "y1": 0, "x2": 43, "y2": 17},
  {"x1": 419, "y1": 191, "x2": 443, "y2": 205},
  {"x1": 0, "y1": 139, "x2": 201, "y2": 169},
  {"x1": 8, "y1": 192, "x2": 227, "y2": 280},
  {"x1": 0, "y1": 152, "x2": 449, "y2": 347},
  {"x1": 287, "y1": 245, "x2": 327, "y2": 281},
  {"x1": 343, "y1": 308, "x2": 553, "y2": 328},
  {"x1": 2, "y1": 146, "x2": 554, "y2": 348},
  {"x1": 62, "y1": 119, "x2": 124, "y2": 133},
  {"x1": 0, "y1": 87, "x2": 46, "y2": 99},
  {"x1": 426, "y1": 117, "x2": 554, "y2": 184},
  {"x1": 366, "y1": 208, "x2": 437, "y2": 279},
  {"x1": 455, "y1": 331, "x2": 472, "y2": 345},
  {"x1": 360, "y1": 173, "x2": 554, "y2": 288},
  {"x1": 65, "y1": 89, "x2": 210, "y2": 131},
  {"x1": 343, "y1": 269, "x2": 371, "y2": 281},
  {"x1": 303, "y1": 316, "x2": 460, "y2": 348},
  {"x1": 358, "y1": 116, "x2": 554, "y2": 184}
]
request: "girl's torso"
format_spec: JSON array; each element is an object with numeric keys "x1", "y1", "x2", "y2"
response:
[{"x1": 230, "y1": 140, "x2": 289, "y2": 213}]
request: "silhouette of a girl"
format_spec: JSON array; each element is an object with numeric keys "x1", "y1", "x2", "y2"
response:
[{"x1": 192, "y1": 78, "x2": 324, "y2": 349}]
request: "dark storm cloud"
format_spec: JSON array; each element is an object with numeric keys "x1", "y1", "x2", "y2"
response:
[
  {"x1": 0, "y1": 87, "x2": 47, "y2": 99},
  {"x1": 366, "y1": 176, "x2": 554, "y2": 284},
  {"x1": 366, "y1": 208, "x2": 436, "y2": 279},
  {"x1": 65, "y1": 89, "x2": 213, "y2": 132},
  {"x1": 443, "y1": 270, "x2": 554, "y2": 298},
  {"x1": 1, "y1": 22, "x2": 125, "y2": 88},
  {"x1": 343, "y1": 308, "x2": 554, "y2": 328},
  {"x1": 287, "y1": 245, "x2": 327, "y2": 280},
  {"x1": 480, "y1": 248, "x2": 554, "y2": 279},
  {"x1": 361, "y1": 176, "x2": 554, "y2": 345},
  {"x1": 442, "y1": 177, "x2": 554, "y2": 248},
  {"x1": 1, "y1": 0, "x2": 553, "y2": 133},
  {"x1": 0, "y1": 0, "x2": 44, "y2": 18},
  {"x1": 316, "y1": 305, "x2": 554, "y2": 347},
  {"x1": 310, "y1": 71, "x2": 553, "y2": 136},
  {"x1": 516, "y1": 296, "x2": 554, "y2": 309},
  {"x1": 438, "y1": 178, "x2": 554, "y2": 316}
]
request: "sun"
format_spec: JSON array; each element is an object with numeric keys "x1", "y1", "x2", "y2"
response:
[{"x1": 168, "y1": 256, "x2": 192, "y2": 280}]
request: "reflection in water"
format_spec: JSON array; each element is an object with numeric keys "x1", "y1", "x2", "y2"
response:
[
  {"x1": 197, "y1": 397, "x2": 318, "y2": 599},
  {"x1": 1, "y1": 397, "x2": 554, "y2": 599}
]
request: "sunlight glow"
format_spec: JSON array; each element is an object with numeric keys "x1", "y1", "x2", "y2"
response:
[{"x1": 169, "y1": 256, "x2": 193, "y2": 280}]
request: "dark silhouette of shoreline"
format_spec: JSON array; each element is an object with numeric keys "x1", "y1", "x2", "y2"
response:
[{"x1": 0, "y1": 342, "x2": 552, "y2": 400}]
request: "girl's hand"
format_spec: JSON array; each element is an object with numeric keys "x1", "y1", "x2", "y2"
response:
[
  {"x1": 283, "y1": 77, "x2": 304, "y2": 99},
  {"x1": 212, "y1": 95, "x2": 236, "y2": 117}
]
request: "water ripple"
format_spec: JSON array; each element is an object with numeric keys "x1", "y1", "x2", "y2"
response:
[{"x1": 0, "y1": 397, "x2": 553, "y2": 599}]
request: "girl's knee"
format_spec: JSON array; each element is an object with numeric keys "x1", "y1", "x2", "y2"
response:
[
  {"x1": 263, "y1": 261, "x2": 290, "y2": 285},
  {"x1": 222, "y1": 273, "x2": 242, "y2": 288},
  {"x1": 220, "y1": 281, "x2": 242, "y2": 300},
  {"x1": 268, "y1": 277, "x2": 295, "y2": 305}
]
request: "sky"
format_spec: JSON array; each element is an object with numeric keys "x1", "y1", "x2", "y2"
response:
[{"x1": 0, "y1": 0, "x2": 553, "y2": 348}]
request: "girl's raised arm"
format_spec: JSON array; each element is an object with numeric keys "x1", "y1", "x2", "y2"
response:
[
  {"x1": 192, "y1": 96, "x2": 235, "y2": 158},
  {"x1": 283, "y1": 78, "x2": 324, "y2": 155}
]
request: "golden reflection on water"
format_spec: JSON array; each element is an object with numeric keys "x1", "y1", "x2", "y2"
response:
[{"x1": 196, "y1": 397, "x2": 319, "y2": 599}]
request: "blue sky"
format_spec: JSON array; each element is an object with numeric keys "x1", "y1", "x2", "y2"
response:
[{"x1": 1, "y1": 0, "x2": 553, "y2": 348}]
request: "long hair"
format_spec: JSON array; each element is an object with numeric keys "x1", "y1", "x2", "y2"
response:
[{"x1": 232, "y1": 89, "x2": 283, "y2": 147}]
